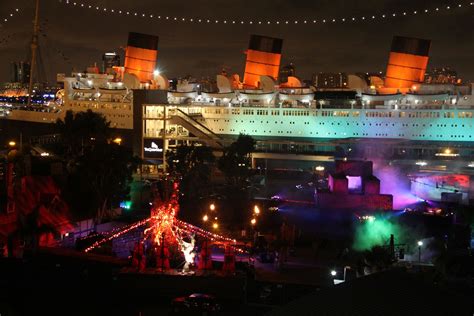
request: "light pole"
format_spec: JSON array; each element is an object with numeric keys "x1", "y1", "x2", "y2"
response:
[
  {"x1": 252, "y1": 206, "x2": 260, "y2": 241},
  {"x1": 417, "y1": 240, "x2": 423, "y2": 264}
]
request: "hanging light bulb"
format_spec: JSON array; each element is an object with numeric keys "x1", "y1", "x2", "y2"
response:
[{"x1": 61, "y1": 1, "x2": 471, "y2": 28}]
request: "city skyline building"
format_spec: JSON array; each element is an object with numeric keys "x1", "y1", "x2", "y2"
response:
[
  {"x1": 425, "y1": 67, "x2": 461, "y2": 84},
  {"x1": 102, "y1": 52, "x2": 121, "y2": 74},
  {"x1": 313, "y1": 72, "x2": 348, "y2": 89},
  {"x1": 10, "y1": 61, "x2": 30, "y2": 84},
  {"x1": 279, "y1": 63, "x2": 296, "y2": 84}
]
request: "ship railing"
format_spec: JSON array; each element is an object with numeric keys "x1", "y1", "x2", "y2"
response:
[
  {"x1": 190, "y1": 101, "x2": 322, "y2": 109},
  {"x1": 70, "y1": 96, "x2": 130, "y2": 103},
  {"x1": 13, "y1": 106, "x2": 61, "y2": 113},
  {"x1": 190, "y1": 100, "x2": 242, "y2": 107}
]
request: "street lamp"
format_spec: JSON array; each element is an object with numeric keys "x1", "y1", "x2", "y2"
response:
[
  {"x1": 254, "y1": 205, "x2": 260, "y2": 215},
  {"x1": 417, "y1": 240, "x2": 423, "y2": 264},
  {"x1": 202, "y1": 214, "x2": 208, "y2": 222},
  {"x1": 8, "y1": 141, "x2": 16, "y2": 147},
  {"x1": 250, "y1": 218, "x2": 256, "y2": 225},
  {"x1": 330, "y1": 270, "x2": 337, "y2": 277},
  {"x1": 212, "y1": 222, "x2": 218, "y2": 229},
  {"x1": 209, "y1": 203, "x2": 215, "y2": 211},
  {"x1": 113, "y1": 137, "x2": 122, "y2": 145}
]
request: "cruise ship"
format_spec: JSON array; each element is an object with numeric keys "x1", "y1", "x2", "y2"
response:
[{"x1": 2, "y1": 33, "x2": 474, "y2": 154}]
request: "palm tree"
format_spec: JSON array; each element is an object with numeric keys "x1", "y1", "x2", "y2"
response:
[
  {"x1": 218, "y1": 134, "x2": 255, "y2": 187},
  {"x1": 167, "y1": 144, "x2": 215, "y2": 200}
]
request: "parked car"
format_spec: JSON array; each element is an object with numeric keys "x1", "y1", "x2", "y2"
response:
[{"x1": 170, "y1": 293, "x2": 221, "y2": 315}]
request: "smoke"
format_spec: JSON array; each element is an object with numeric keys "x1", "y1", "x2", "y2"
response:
[
  {"x1": 402, "y1": 237, "x2": 438, "y2": 263},
  {"x1": 372, "y1": 161, "x2": 421, "y2": 209},
  {"x1": 353, "y1": 214, "x2": 403, "y2": 251},
  {"x1": 353, "y1": 213, "x2": 420, "y2": 251},
  {"x1": 352, "y1": 212, "x2": 442, "y2": 264}
]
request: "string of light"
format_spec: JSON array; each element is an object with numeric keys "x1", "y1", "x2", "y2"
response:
[
  {"x1": 175, "y1": 220, "x2": 247, "y2": 254},
  {"x1": 61, "y1": 0, "x2": 474, "y2": 26},
  {"x1": 0, "y1": 8, "x2": 20, "y2": 27},
  {"x1": 84, "y1": 217, "x2": 152, "y2": 252},
  {"x1": 84, "y1": 182, "x2": 244, "y2": 256},
  {"x1": 85, "y1": 205, "x2": 246, "y2": 254},
  {"x1": 85, "y1": 216, "x2": 246, "y2": 254}
]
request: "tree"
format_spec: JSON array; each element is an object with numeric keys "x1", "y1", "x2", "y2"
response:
[
  {"x1": 218, "y1": 134, "x2": 256, "y2": 186},
  {"x1": 55, "y1": 110, "x2": 111, "y2": 161},
  {"x1": 167, "y1": 144, "x2": 215, "y2": 200},
  {"x1": 72, "y1": 143, "x2": 138, "y2": 223},
  {"x1": 55, "y1": 110, "x2": 138, "y2": 223}
]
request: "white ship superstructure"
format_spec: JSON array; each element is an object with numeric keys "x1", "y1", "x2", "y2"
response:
[
  {"x1": 148, "y1": 74, "x2": 474, "y2": 143},
  {"x1": 3, "y1": 71, "x2": 474, "y2": 144},
  {"x1": 3, "y1": 72, "x2": 133, "y2": 129},
  {"x1": 2, "y1": 33, "x2": 474, "y2": 147}
]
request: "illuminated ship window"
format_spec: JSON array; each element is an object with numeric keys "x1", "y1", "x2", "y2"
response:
[{"x1": 443, "y1": 112, "x2": 455, "y2": 118}]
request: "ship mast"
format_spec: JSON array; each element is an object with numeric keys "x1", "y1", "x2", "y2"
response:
[{"x1": 27, "y1": 0, "x2": 40, "y2": 107}]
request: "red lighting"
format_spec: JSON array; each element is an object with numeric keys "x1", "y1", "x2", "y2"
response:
[{"x1": 85, "y1": 181, "x2": 247, "y2": 257}]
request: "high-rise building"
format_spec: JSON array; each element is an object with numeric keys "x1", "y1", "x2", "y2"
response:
[
  {"x1": 279, "y1": 63, "x2": 295, "y2": 83},
  {"x1": 424, "y1": 67, "x2": 461, "y2": 84},
  {"x1": 314, "y1": 73, "x2": 348, "y2": 89},
  {"x1": 102, "y1": 52, "x2": 121, "y2": 74},
  {"x1": 10, "y1": 61, "x2": 31, "y2": 84}
]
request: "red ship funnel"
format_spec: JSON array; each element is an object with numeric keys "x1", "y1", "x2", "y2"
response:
[
  {"x1": 124, "y1": 32, "x2": 159, "y2": 83},
  {"x1": 384, "y1": 36, "x2": 431, "y2": 90},
  {"x1": 243, "y1": 35, "x2": 283, "y2": 88}
]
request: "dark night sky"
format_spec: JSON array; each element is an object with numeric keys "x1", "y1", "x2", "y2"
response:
[{"x1": 0, "y1": 0, "x2": 473, "y2": 83}]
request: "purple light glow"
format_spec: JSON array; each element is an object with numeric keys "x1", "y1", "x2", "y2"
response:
[
  {"x1": 347, "y1": 176, "x2": 362, "y2": 191},
  {"x1": 373, "y1": 162, "x2": 420, "y2": 209}
]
